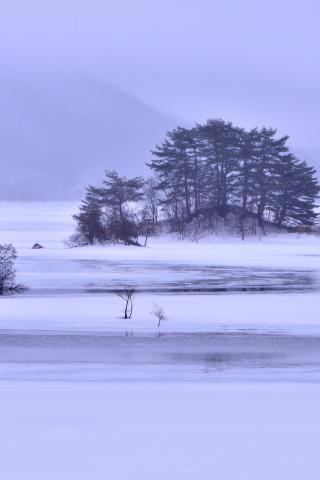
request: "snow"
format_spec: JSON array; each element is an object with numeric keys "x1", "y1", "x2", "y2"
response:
[
  {"x1": 0, "y1": 202, "x2": 320, "y2": 334},
  {"x1": 1, "y1": 202, "x2": 320, "y2": 479},
  {"x1": 1, "y1": 291, "x2": 320, "y2": 335},
  {"x1": 1, "y1": 382, "x2": 320, "y2": 480}
]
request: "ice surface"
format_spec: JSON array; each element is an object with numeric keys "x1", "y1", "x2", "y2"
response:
[
  {"x1": 1, "y1": 202, "x2": 320, "y2": 335},
  {"x1": 1, "y1": 202, "x2": 320, "y2": 480},
  {"x1": 0, "y1": 331, "x2": 320, "y2": 382},
  {"x1": 1, "y1": 382, "x2": 320, "y2": 480}
]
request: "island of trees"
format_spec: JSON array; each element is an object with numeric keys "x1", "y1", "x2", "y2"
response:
[{"x1": 70, "y1": 119, "x2": 319, "y2": 245}]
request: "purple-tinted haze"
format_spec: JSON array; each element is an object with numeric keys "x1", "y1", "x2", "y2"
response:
[{"x1": 0, "y1": 0, "x2": 319, "y2": 198}]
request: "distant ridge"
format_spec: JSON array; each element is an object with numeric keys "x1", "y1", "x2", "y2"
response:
[{"x1": 0, "y1": 71, "x2": 188, "y2": 200}]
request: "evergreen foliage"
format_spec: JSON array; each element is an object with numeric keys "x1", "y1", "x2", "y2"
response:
[
  {"x1": 148, "y1": 119, "x2": 319, "y2": 231},
  {"x1": 71, "y1": 119, "x2": 319, "y2": 245},
  {"x1": 72, "y1": 171, "x2": 145, "y2": 245}
]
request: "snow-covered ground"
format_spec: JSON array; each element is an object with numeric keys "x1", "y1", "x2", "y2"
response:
[
  {"x1": 1, "y1": 382, "x2": 320, "y2": 480},
  {"x1": 1, "y1": 202, "x2": 320, "y2": 480},
  {"x1": 1, "y1": 201, "x2": 320, "y2": 335}
]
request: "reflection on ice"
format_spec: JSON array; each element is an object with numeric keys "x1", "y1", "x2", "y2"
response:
[{"x1": 0, "y1": 331, "x2": 320, "y2": 382}]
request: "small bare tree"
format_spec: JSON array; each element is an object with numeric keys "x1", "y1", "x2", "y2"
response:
[
  {"x1": 116, "y1": 285, "x2": 135, "y2": 319},
  {"x1": 0, "y1": 244, "x2": 27, "y2": 294},
  {"x1": 151, "y1": 303, "x2": 168, "y2": 327}
]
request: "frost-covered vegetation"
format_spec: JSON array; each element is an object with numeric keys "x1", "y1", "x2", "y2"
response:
[
  {"x1": 0, "y1": 243, "x2": 26, "y2": 294},
  {"x1": 70, "y1": 119, "x2": 319, "y2": 245}
]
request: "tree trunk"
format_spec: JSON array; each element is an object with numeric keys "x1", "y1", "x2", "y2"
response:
[
  {"x1": 257, "y1": 190, "x2": 266, "y2": 227},
  {"x1": 193, "y1": 147, "x2": 199, "y2": 216},
  {"x1": 242, "y1": 158, "x2": 248, "y2": 212}
]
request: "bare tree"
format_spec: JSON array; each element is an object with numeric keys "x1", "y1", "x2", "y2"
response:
[
  {"x1": 151, "y1": 303, "x2": 168, "y2": 327},
  {"x1": 116, "y1": 285, "x2": 135, "y2": 319},
  {"x1": 142, "y1": 177, "x2": 161, "y2": 225},
  {"x1": 0, "y1": 244, "x2": 27, "y2": 294}
]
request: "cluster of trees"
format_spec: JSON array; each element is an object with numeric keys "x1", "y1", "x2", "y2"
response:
[
  {"x1": 70, "y1": 171, "x2": 160, "y2": 246},
  {"x1": 148, "y1": 119, "x2": 319, "y2": 233},
  {"x1": 71, "y1": 119, "x2": 319, "y2": 245}
]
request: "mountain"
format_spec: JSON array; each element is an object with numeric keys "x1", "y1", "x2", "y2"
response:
[
  {"x1": 1, "y1": 71, "x2": 318, "y2": 201},
  {"x1": 0, "y1": 71, "x2": 187, "y2": 200}
]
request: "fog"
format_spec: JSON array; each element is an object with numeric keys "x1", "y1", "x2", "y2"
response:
[
  {"x1": 0, "y1": 71, "x2": 184, "y2": 199},
  {"x1": 1, "y1": 0, "x2": 319, "y2": 200}
]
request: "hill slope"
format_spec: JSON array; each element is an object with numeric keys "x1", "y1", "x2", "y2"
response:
[{"x1": 0, "y1": 72, "x2": 186, "y2": 200}]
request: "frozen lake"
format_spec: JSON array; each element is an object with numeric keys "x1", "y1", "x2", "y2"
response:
[
  {"x1": 1, "y1": 202, "x2": 320, "y2": 334},
  {"x1": 1, "y1": 201, "x2": 320, "y2": 360},
  {"x1": 1, "y1": 202, "x2": 320, "y2": 480}
]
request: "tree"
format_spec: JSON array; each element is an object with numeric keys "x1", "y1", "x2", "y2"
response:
[
  {"x1": 72, "y1": 171, "x2": 145, "y2": 245},
  {"x1": 271, "y1": 155, "x2": 319, "y2": 229},
  {"x1": 151, "y1": 303, "x2": 168, "y2": 327},
  {"x1": 197, "y1": 119, "x2": 239, "y2": 216},
  {"x1": 142, "y1": 177, "x2": 161, "y2": 225},
  {"x1": 251, "y1": 127, "x2": 289, "y2": 227},
  {"x1": 116, "y1": 285, "x2": 135, "y2": 319},
  {"x1": 233, "y1": 127, "x2": 260, "y2": 214},
  {"x1": 72, "y1": 195, "x2": 104, "y2": 245},
  {"x1": 148, "y1": 127, "x2": 205, "y2": 221},
  {"x1": 0, "y1": 244, "x2": 26, "y2": 294},
  {"x1": 87, "y1": 170, "x2": 145, "y2": 222},
  {"x1": 86, "y1": 170, "x2": 145, "y2": 243}
]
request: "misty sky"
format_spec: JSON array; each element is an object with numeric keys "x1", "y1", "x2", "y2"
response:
[{"x1": 1, "y1": 0, "x2": 320, "y2": 157}]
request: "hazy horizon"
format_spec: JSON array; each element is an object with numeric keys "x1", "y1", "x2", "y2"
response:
[{"x1": 1, "y1": 0, "x2": 320, "y2": 199}]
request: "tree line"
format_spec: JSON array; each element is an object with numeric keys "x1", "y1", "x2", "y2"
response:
[{"x1": 71, "y1": 119, "x2": 319, "y2": 245}]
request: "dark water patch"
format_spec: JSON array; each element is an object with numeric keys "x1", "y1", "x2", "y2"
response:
[
  {"x1": 78, "y1": 261, "x2": 318, "y2": 293},
  {"x1": 17, "y1": 256, "x2": 319, "y2": 293}
]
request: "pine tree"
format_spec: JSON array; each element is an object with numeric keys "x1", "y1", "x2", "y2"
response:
[
  {"x1": 233, "y1": 127, "x2": 260, "y2": 213},
  {"x1": 250, "y1": 127, "x2": 289, "y2": 226},
  {"x1": 196, "y1": 119, "x2": 239, "y2": 216},
  {"x1": 271, "y1": 154, "x2": 319, "y2": 229},
  {"x1": 72, "y1": 194, "x2": 104, "y2": 244},
  {"x1": 148, "y1": 127, "x2": 204, "y2": 220},
  {"x1": 87, "y1": 170, "x2": 145, "y2": 222},
  {"x1": 74, "y1": 171, "x2": 145, "y2": 244}
]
